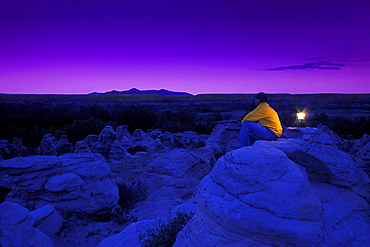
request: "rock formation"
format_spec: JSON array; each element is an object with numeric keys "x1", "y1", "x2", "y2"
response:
[
  {"x1": 74, "y1": 140, "x2": 94, "y2": 154},
  {"x1": 72, "y1": 125, "x2": 212, "y2": 161},
  {"x1": 262, "y1": 128, "x2": 369, "y2": 198},
  {"x1": 11, "y1": 138, "x2": 29, "y2": 157},
  {"x1": 109, "y1": 141, "x2": 130, "y2": 162},
  {"x1": 159, "y1": 131, "x2": 174, "y2": 147},
  {"x1": 174, "y1": 127, "x2": 369, "y2": 247},
  {"x1": 0, "y1": 139, "x2": 12, "y2": 160},
  {"x1": 56, "y1": 135, "x2": 73, "y2": 155},
  {"x1": 0, "y1": 202, "x2": 53, "y2": 246},
  {"x1": 93, "y1": 126, "x2": 117, "y2": 158},
  {"x1": 118, "y1": 148, "x2": 215, "y2": 221},
  {"x1": 350, "y1": 134, "x2": 370, "y2": 155},
  {"x1": 147, "y1": 129, "x2": 163, "y2": 140},
  {"x1": 350, "y1": 134, "x2": 370, "y2": 176},
  {"x1": 1, "y1": 123, "x2": 369, "y2": 246},
  {"x1": 115, "y1": 125, "x2": 135, "y2": 147},
  {"x1": 132, "y1": 129, "x2": 153, "y2": 143},
  {"x1": 205, "y1": 120, "x2": 240, "y2": 158},
  {"x1": 0, "y1": 153, "x2": 119, "y2": 215},
  {"x1": 173, "y1": 131, "x2": 207, "y2": 150},
  {"x1": 34, "y1": 133, "x2": 58, "y2": 155},
  {"x1": 30, "y1": 205, "x2": 63, "y2": 237}
]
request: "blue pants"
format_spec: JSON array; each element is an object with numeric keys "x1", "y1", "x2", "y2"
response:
[{"x1": 238, "y1": 122, "x2": 278, "y2": 147}]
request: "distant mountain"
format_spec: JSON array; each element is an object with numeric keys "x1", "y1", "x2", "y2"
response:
[{"x1": 89, "y1": 88, "x2": 192, "y2": 96}]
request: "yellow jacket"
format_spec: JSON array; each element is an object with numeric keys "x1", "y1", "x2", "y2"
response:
[{"x1": 242, "y1": 102, "x2": 283, "y2": 137}]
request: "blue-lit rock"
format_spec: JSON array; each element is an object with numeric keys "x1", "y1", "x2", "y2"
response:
[
  {"x1": 0, "y1": 153, "x2": 119, "y2": 215},
  {"x1": 0, "y1": 202, "x2": 53, "y2": 247}
]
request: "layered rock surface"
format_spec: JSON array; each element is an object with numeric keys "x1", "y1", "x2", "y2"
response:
[
  {"x1": 175, "y1": 128, "x2": 370, "y2": 247},
  {"x1": 0, "y1": 153, "x2": 119, "y2": 214},
  {"x1": 1, "y1": 124, "x2": 369, "y2": 247},
  {"x1": 0, "y1": 202, "x2": 53, "y2": 247},
  {"x1": 112, "y1": 147, "x2": 214, "y2": 221}
]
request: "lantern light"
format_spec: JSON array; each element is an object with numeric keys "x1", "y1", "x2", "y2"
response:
[
  {"x1": 297, "y1": 111, "x2": 306, "y2": 120},
  {"x1": 296, "y1": 111, "x2": 306, "y2": 127}
]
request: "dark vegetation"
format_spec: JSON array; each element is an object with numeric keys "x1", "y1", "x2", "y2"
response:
[
  {"x1": 140, "y1": 212, "x2": 193, "y2": 247},
  {"x1": 1, "y1": 94, "x2": 369, "y2": 154},
  {"x1": 0, "y1": 101, "x2": 222, "y2": 153}
]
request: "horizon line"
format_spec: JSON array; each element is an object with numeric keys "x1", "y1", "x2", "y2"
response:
[{"x1": 1, "y1": 91, "x2": 370, "y2": 96}]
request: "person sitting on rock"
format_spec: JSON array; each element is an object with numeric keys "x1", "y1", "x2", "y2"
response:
[{"x1": 239, "y1": 92, "x2": 283, "y2": 147}]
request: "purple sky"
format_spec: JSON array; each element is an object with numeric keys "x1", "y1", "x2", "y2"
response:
[{"x1": 1, "y1": 0, "x2": 370, "y2": 94}]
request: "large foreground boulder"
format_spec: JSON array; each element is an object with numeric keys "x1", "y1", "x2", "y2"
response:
[
  {"x1": 0, "y1": 202, "x2": 53, "y2": 247},
  {"x1": 175, "y1": 145, "x2": 323, "y2": 246},
  {"x1": 258, "y1": 127, "x2": 369, "y2": 200},
  {"x1": 0, "y1": 153, "x2": 119, "y2": 214},
  {"x1": 175, "y1": 140, "x2": 370, "y2": 246}
]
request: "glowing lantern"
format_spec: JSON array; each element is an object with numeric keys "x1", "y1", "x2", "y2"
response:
[
  {"x1": 297, "y1": 111, "x2": 306, "y2": 127},
  {"x1": 297, "y1": 112, "x2": 306, "y2": 120}
]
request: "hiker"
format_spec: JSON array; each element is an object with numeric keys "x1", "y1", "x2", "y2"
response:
[{"x1": 238, "y1": 92, "x2": 283, "y2": 147}]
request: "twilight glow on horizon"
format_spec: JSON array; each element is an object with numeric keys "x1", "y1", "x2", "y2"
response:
[{"x1": 1, "y1": 0, "x2": 369, "y2": 95}]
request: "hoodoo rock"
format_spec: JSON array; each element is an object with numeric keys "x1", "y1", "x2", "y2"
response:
[
  {"x1": 132, "y1": 129, "x2": 153, "y2": 143},
  {"x1": 115, "y1": 125, "x2": 135, "y2": 147},
  {"x1": 56, "y1": 135, "x2": 73, "y2": 155},
  {"x1": 93, "y1": 126, "x2": 117, "y2": 158},
  {"x1": 11, "y1": 138, "x2": 29, "y2": 157},
  {"x1": 35, "y1": 133, "x2": 58, "y2": 156}
]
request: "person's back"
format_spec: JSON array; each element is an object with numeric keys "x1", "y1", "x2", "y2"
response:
[{"x1": 239, "y1": 92, "x2": 282, "y2": 147}]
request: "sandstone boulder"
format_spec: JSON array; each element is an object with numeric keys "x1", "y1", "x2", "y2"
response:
[
  {"x1": 30, "y1": 205, "x2": 63, "y2": 236},
  {"x1": 159, "y1": 132, "x2": 174, "y2": 147},
  {"x1": 175, "y1": 131, "x2": 370, "y2": 247},
  {"x1": 35, "y1": 133, "x2": 58, "y2": 156},
  {"x1": 44, "y1": 173, "x2": 85, "y2": 192},
  {"x1": 258, "y1": 128, "x2": 369, "y2": 192},
  {"x1": 124, "y1": 148, "x2": 213, "y2": 220},
  {"x1": 355, "y1": 141, "x2": 370, "y2": 176},
  {"x1": 0, "y1": 202, "x2": 53, "y2": 247},
  {"x1": 205, "y1": 120, "x2": 240, "y2": 158},
  {"x1": 172, "y1": 131, "x2": 207, "y2": 150},
  {"x1": 0, "y1": 153, "x2": 119, "y2": 215},
  {"x1": 317, "y1": 124, "x2": 343, "y2": 146},
  {"x1": 350, "y1": 134, "x2": 370, "y2": 155},
  {"x1": 175, "y1": 145, "x2": 323, "y2": 247}
]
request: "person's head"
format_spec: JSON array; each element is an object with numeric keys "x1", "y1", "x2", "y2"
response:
[{"x1": 255, "y1": 92, "x2": 267, "y2": 105}]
